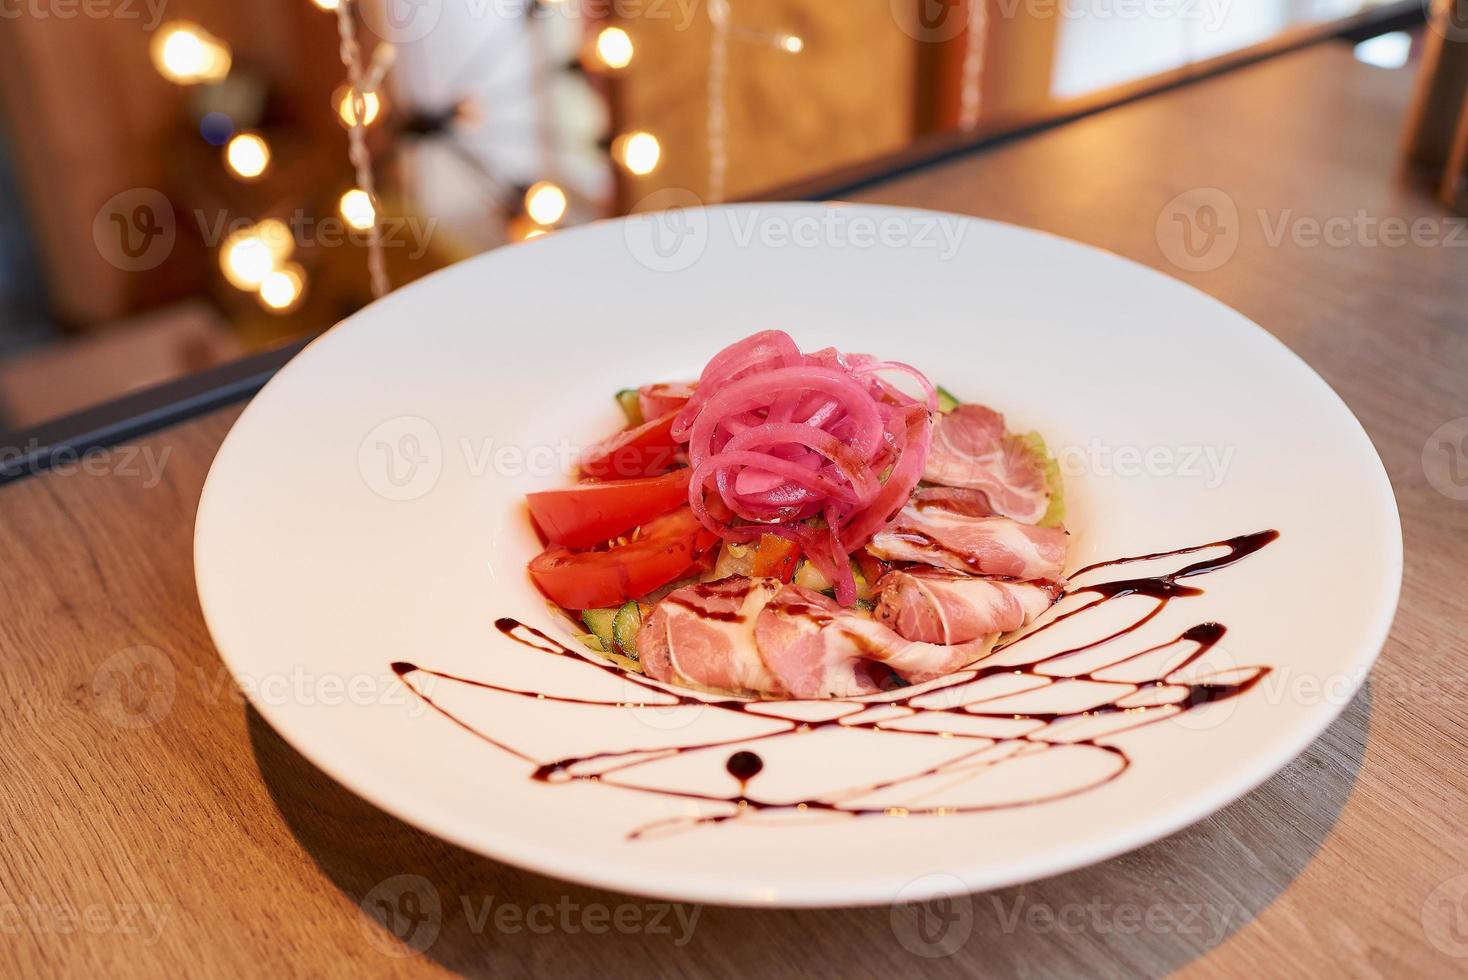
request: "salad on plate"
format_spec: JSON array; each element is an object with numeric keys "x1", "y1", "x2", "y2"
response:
[{"x1": 524, "y1": 330, "x2": 1068, "y2": 700}]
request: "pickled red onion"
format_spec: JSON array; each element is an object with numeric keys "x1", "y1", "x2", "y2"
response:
[{"x1": 676, "y1": 331, "x2": 937, "y2": 606}]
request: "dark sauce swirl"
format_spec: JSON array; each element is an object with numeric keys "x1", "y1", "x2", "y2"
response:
[{"x1": 391, "y1": 530, "x2": 1279, "y2": 839}]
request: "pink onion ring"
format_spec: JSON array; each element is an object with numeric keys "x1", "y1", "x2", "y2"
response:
[{"x1": 673, "y1": 331, "x2": 936, "y2": 607}]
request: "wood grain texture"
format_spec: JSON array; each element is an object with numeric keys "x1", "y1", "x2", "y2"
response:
[{"x1": 3, "y1": 42, "x2": 1467, "y2": 978}]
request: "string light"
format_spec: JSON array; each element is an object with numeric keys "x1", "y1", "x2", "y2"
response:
[
  {"x1": 151, "y1": 22, "x2": 232, "y2": 84},
  {"x1": 707, "y1": 0, "x2": 730, "y2": 201},
  {"x1": 258, "y1": 263, "x2": 307, "y2": 313},
  {"x1": 776, "y1": 33, "x2": 803, "y2": 53},
  {"x1": 333, "y1": 0, "x2": 390, "y2": 297},
  {"x1": 339, "y1": 189, "x2": 377, "y2": 231},
  {"x1": 335, "y1": 86, "x2": 382, "y2": 128},
  {"x1": 224, "y1": 132, "x2": 271, "y2": 180},
  {"x1": 594, "y1": 26, "x2": 634, "y2": 69},
  {"x1": 614, "y1": 130, "x2": 661, "y2": 176},
  {"x1": 310, "y1": 0, "x2": 340, "y2": 9},
  {"x1": 524, "y1": 181, "x2": 568, "y2": 225},
  {"x1": 959, "y1": 0, "x2": 989, "y2": 130}
]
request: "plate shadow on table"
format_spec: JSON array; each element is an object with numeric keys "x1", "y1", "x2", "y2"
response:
[{"x1": 246, "y1": 682, "x2": 1371, "y2": 978}]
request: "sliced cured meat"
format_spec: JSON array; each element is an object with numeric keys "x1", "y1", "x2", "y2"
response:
[
  {"x1": 911, "y1": 486, "x2": 996, "y2": 518},
  {"x1": 867, "y1": 504, "x2": 1068, "y2": 581},
  {"x1": 638, "y1": 381, "x2": 695, "y2": 422},
  {"x1": 639, "y1": 577, "x2": 784, "y2": 694},
  {"x1": 754, "y1": 585, "x2": 1000, "y2": 697},
  {"x1": 873, "y1": 569, "x2": 1058, "y2": 644},
  {"x1": 752, "y1": 586, "x2": 886, "y2": 699},
  {"x1": 923, "y1": 405, "x2": 1050, "y2": 525}
]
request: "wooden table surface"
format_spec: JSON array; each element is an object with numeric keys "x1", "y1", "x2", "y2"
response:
[{"x1": 4, "y1": 42, "x2": 1467, "y2": 978}]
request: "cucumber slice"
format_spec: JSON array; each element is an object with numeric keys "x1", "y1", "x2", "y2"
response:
[
  {"x1": 580, "y1": 608, "x2": 618, "y2": 651},
  {"x1": 612, "y1": 600, "x2": 642, "y2": 660},
  {"x1": 574, "y1": 633, "x2": 608, "y2": 653},
  {"x1": 615, "y1": 389, "x2": 643, "y2": 427},
  {"x1": 793, "y1": 559, "x2": 873, "y2": 600},
  {"x1": 935, "y1": 385, "x2": 961, "y2": 413},
  {"x1": 792, "y1": 560, "x2": 831, "y2": 592}
]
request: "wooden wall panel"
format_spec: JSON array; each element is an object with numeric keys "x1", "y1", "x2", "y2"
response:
[{"x1": 610, "y1": 0, "x2": 916, "y2": 205}]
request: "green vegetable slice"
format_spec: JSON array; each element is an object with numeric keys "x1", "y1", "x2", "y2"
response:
[
  {"x1": 612, "y1": 600, "x2": 642, "y2": 660},
  {"x1": 935, "y1": 386, "x2": 961, "y2": 413},
  {"x1": 614, "y1": 389, "x2": 643, "y2": 427},
  {"x1": 1019, "y1": 430, "x2": 1066, "y2": 528},
  {"x1": 580, "y1": 608, "x2": 618, "y2": 650}
]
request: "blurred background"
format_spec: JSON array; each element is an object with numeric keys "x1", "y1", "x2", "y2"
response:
[{"x1": 0, "y1": 0, "x2": 1420, "y2": 437}]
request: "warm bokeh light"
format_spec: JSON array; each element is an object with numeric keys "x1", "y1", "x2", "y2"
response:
[
  {"x1": 310, "y1": 0, "x2": 341, "y2": 9},
  {"x1": 524, "y1": 228, "x2": 548, "y2": 240},
  {"x1": 151, "y1": 22, "x2": 232, "y2": 85},
  {"x1": 339, "y1": 189, "x2": 377, "y2": 230},
  {"x1": 220, "y1": 232, "x2": 276, "y2": 291},
  {"x1": 224, "y1": 133, "x2": 271, "y2": 180},
  {"x1": 335, "y1": 87, "x2": 382, "y2": 128},
  {"x1": 258, "y1": 264, "x2": 306, "y2": 313},
  {"x1": 524, "y1": 181, "x2": 568, "y2": 226},
  {"x1": 614, "y1": 131, "x2": 661, "y2": 176},
  {"x1": 595, "y1": 27, "x2": 634, "y2": 69},
  {"x1": 254, "y1": 218, "x2": 295, "y2": 261},
  {"x1": 777, "y1": 33, "x2": 804, "y2": 54}
]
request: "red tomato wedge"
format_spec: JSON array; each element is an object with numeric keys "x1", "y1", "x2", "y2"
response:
[
  {"x1": 526, "y1": 469, "x2": 692, "y2": 549},
  {"x1": 579, "y1": 410, "x2": 681, "y2": 480},
  {"x1": 752, "y1": 534, "x2": 801, "y2": 582},
  {"x1": 528, "y1": 505, "x2": 716, "y2": 609},
  {"x1": 637, "y1": 382, "x2": 695, "y2": 422}
]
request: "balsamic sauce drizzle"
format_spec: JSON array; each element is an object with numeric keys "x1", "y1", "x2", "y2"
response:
[{"x1": 391, "y1": 530, "x2": 1279, "y2": 839}]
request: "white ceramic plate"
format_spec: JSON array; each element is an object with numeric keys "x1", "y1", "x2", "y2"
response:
[{"x1": 195, "y1": 203, "x2": 1401, "y2": 907}]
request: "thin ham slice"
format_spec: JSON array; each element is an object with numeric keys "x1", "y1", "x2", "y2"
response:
[
  {"x1": 637, "y1": 382, "x2": 695, "y2": 422},
  {"x1": 911, "y1": 486, "x2": 996, "y2": 518},
  {"x1": 755, "y1": 584, "x2": 1000, "y2": 697},
  {"x1": 873, "y1": 569, "x2": 1058, "y2": 645},
  {"x1": 639, "y1": 577, "x2": 784, "y2": 694},
  {"x1": 867, "y1": 504, "x2": 1069, "y2": 581},
  {"x1": 923, "y1": 405, "x2": 1050, "y2": 524}
]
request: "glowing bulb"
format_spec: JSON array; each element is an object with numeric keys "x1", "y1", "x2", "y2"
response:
[
  {"x1": 595, "y1": 27, "x2": 634, "y2": 69},
  {"x1": 614, "y1": 131, "x2": 661, "y2": 176},
  {"x1": 221, "y1": 232, "x2": 276, "y2": 290},
  {"x1": 310, "y1": 0, "x2": 340, "y2": 9},
  {"x1": 254, "y1": 218, "x2": 295, "y2": 261},
  {"x1": 777, "y1": 33, "x2": 804, "y2": 53},
  {"x1": 151, "y1": 22, "x2": 232, "y2": 84},
  {"x1": 524, "y1": 228, "x2": 548, "y2": 240},
  {"x1": 339, "y1": 189, "x2": 376, "y2": 230},
  {"x1": 524, "y1": 181, "x2": 568, "y2": 226},
  {"x1": 224, "y1": 133, "x2": 270, "y2": 180},
  {"x1": 258, "y1": 263, "x2": 306, "y2": 312},
  {"x1": 335, "y1": 87, "x2": 381, "y2": 128}
]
